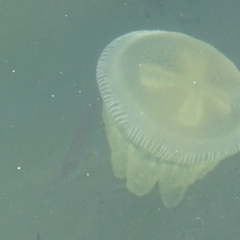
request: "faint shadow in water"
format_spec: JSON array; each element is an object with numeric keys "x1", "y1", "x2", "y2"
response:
[{"x1": 60, "y1": 98, "x2": 105, "y2": 181}]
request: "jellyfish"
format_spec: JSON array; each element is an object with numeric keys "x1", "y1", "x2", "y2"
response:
[{"x1": 96, "y1": 31, "x2": 240, "y2": 207}]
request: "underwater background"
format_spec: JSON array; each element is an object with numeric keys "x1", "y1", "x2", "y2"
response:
[{"x1": 1, "y1": 0, "x2": 240, "y2": 239}]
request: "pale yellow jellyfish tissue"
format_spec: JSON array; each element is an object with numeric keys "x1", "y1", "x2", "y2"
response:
[{"x1": 96, "y1": 30, "x2": 240, "y2": 207}]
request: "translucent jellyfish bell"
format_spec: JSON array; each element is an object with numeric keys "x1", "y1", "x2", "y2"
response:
[{"x1": 96, "y1": 30, "x2": 240, "y2": 207}]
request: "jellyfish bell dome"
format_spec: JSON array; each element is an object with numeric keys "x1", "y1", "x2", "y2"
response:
[{"x1": 96, "y1": 30, "x2": 240, "y2": 207}]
